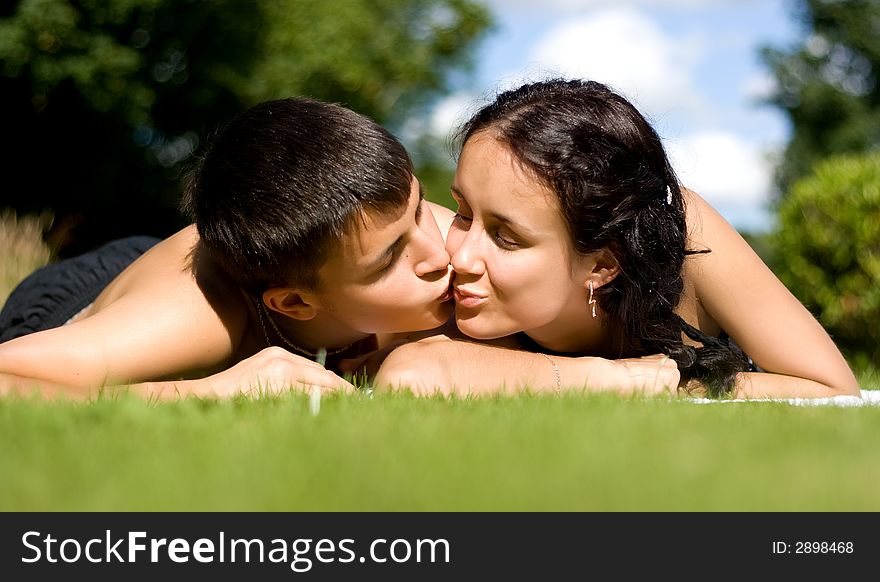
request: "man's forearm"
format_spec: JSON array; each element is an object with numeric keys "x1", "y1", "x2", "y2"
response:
[{"x1": 0, "y1": 372, "x2": 212, "y2": 401}]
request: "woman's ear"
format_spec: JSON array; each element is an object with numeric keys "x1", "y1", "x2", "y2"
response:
[
  {"x1": 262, "y1": 287, "x2": 319, "y2": 321},
  {"x1": 583, "y1": 248, "x2": 620, "y2": 291}
]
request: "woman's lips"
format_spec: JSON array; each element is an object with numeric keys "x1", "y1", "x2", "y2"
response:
[{"x1": 454, "y1": 287, "x2": 488, "y2": 308}]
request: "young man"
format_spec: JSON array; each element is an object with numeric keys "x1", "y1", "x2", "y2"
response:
[{"x1": 0, "y1": 98, "x2": 455, "y2": 400}]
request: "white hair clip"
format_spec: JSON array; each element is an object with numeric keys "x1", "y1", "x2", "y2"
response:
[{"x1": 665, "y1": 185, "x2": 673, "y2": 205}]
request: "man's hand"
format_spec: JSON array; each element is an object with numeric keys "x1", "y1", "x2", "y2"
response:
[{"x1": 196, "y1": 346, "x2": 355, "y2": 398}]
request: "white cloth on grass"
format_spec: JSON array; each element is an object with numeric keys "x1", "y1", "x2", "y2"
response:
[{"x1": 692, "y1": 389, "x2": 880, "y2": 407}]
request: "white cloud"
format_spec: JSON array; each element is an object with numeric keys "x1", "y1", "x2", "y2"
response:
[
  {"x1": 524, "y1": 7, "x2": 705, "y2": 120},
  {"x1": 482, "y1": 0, "x2": 757, "y2": 16},
  {"x1": 666, "y1": 131, "x2": 773, "y2": 208},
  {"x1": 430, "y1": 92, "x2": 482, "y2": 139},
  {"x1": 742, "y1": 71, "x2": 778, "y2": 102}
]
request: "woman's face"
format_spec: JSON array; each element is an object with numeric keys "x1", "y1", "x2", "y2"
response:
[
  {"x1": 314, "y1": 176, "x2": 454, "y2": 334},
  {"x1": 447, "y1": 133, "x2": 597, "y2": 350}
]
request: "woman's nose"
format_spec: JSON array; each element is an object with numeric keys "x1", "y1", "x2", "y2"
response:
[{"x1": 448, "y1": 229, "x2": 485, "y2": 277}]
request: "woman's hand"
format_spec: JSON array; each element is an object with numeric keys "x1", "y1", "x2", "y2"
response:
[{"x1": 575, "y1": 354, "x2": 680, "y2": 395}]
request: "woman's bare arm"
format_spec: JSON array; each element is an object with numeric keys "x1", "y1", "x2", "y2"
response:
[
  {"x1": 682, "y1": 189, "x2": 859, "y2": 398},
  {"x1": 374, "y1": 334, "x2": 680, "y2": 397}
]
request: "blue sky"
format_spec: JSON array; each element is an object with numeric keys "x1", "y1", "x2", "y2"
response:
[{"x1": 429, "y1": 0, "x2": 805, "y2": 232}]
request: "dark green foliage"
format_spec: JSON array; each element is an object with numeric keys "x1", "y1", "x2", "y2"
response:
[
  {"x1": 772, "y1": 152, "x2": 880, "y2": 366},
  {"x1": 762, "y1": 0, "x2": 880, "y2": 194},
  {"x1": 0, "y1": 0, "x2": 491, "y2": 255}
]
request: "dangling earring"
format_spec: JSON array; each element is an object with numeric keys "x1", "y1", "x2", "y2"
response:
[{"x1": 588, "y1": 281, "x2": 597, "y2": 318}]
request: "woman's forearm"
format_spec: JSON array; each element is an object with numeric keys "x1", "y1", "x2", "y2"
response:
[
  {"x1": 374, "y1": 340, "x2": 567, "y2": 396},
  {"x1": 374, "y1": 340, "x2": 680, "y2": 396},
  {"x1": 733, "y1": 372, "x2": 861, "y2": 399}
]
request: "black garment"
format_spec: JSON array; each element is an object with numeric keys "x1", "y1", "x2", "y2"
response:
[
  {"x1": 0, "y1": 236, "x2": 160, "y2": 343},
  {"x1": 515, "y1": 328, "x2": 761, "y2": 372},
  {"x1": 719, "y1": 331, "x2": 762, "y2": 372}
]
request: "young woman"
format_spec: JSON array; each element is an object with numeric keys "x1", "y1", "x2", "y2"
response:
[
  {"x1": 0, "y1": 97, "x2": 456, "y2": 400},
  {"x1": 375, "y1": 79, "x2": 860, "y2": 399}
]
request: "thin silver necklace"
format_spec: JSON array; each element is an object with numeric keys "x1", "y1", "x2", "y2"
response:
[{"x1": 254, "y1": 298, "x2": 356, "y2": 358}]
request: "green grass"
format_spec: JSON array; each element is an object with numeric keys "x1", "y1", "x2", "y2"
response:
[
  {"x1": 856, "y1": 364, "x2": 880, "y2": 390},
  {"x1": 2, "y1": 391, "x2": 879, "y2": 511}
]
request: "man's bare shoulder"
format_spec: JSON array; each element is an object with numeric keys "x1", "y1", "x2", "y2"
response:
[
  {"x1": 0, "y1": 226, "x2": 251, "y2": 387},
  {"x1": 88, "y1": 226, "x2": 251, "y2": 372},
  {"x1": 427, "y1": 201, "x2": 455, "y2": 242}
]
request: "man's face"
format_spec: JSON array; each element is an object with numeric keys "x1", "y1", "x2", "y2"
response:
[{"x1": 314, "y1": 176, "x2": 453, "y2": 334}]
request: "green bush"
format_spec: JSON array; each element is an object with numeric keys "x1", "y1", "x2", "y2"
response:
[{"x1": 772, "y1": 152, "x2": 880, "y2": 366}]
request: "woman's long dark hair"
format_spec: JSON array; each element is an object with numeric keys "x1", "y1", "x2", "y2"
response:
[{"x1": 456, "y1": 79, "x2": 749, "y2": 397}]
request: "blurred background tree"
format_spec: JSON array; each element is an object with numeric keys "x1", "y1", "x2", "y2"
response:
[
  {"x1": 762, "y1": 0, "x2": 880, "y2": 194},
  {"x1": 763, "y1": 0, "x2": 880, "y2": 369},
  {"x1": 771, "y1": 152, "x2": 880, "y2": 367},
  {"x1": 0, "y1": 0, "x2": 491, "y2": 256}
]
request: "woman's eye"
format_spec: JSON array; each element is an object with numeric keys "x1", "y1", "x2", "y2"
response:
[
  {"x1": 453, "y1": 212, "x2": 473, "y2": 224},
  {"x1": 493, "y1": 231, "x2": 518, "y2": 250}
]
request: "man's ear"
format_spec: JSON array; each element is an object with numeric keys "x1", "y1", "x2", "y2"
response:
[
  {"x1": 584, "y1": 248, "x2": 620, "y2": 291},
  {"x1": 262, "y1": 287, "x2": 319, "y2": 321}
]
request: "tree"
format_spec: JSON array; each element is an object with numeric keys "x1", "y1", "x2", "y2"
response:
[
  {"x1": 771, "y1": 152, "x2": 880, "y2": 367},
  {"x1": 0, "y1": 0, "x2": 491, "y2": 255},
  {"x1": 762, "y1": 0, "x2": 880, "y2": 194}
]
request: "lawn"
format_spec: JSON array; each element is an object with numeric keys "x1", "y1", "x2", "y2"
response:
[{"x1": 2, "y1": 391, "x2": 879, "y2": 511}]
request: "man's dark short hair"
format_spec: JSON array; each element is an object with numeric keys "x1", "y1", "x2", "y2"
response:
[{"x1": 181, "y1": 97, "x2": 413, "y2": 293}]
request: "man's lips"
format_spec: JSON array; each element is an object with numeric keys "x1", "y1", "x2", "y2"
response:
[{"x1": 438, "y1": 285, "x2": 454, "y2": 302}]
